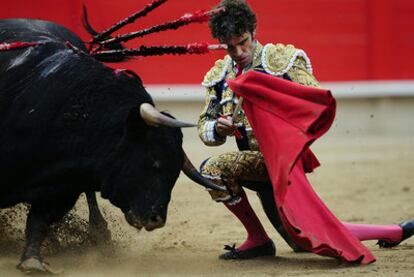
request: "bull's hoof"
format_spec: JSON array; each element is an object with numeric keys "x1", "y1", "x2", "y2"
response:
[{"x1": 17, "y1": 257, "x2": 63, "y2": 275}]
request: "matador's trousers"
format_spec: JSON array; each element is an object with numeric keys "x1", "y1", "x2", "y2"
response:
[
  {"x1": 200, "y1": 150, "x2": 300, "y2": 250},
  {"x1": 200, "y1": 150, "x2": 269, "y2": 203}
]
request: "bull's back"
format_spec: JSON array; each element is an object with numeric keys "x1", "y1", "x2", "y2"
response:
[
  {"x1": 0, "y1": 18, "x2": 100, "y2": 148},
  {"x1": 0, "y1": 19, "x2": 86, "y2": 88},
  {"x1": 0, "y1": 19, "x2": 90, "y2": 114},
  {"x1": 0, "y1": 18, "x2": 86, "y2": 51}
]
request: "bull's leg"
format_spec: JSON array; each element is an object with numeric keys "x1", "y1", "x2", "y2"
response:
[
  {"x1": 85, "y1": 191, "x2": 111, "y2": 244},
  {"x1": 17, "y1": 194, "x2": 79, "y2": 274},
  {"x1": 256, "y1": 186, "x2": 304, "y2": 252}
]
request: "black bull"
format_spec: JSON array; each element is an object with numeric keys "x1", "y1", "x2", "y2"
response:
[{"x1": 0, "y1": 18, "x2": 224, "y2": 273}]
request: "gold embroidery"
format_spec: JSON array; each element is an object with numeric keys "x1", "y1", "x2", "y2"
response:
[
  {"x1": 200, "y1": 151, "x2": 269, "y2": 202},
  {"x1": 287, "y1": 58, "x2": 320, "y2": 88},
  {"x1": 263, "y1": 43, "x2": 297, "y2": 75},
  {"x1": 202, "y1": 56, "x2": 231, "y2": 87},
  {"x1": 198, "y1": 41, "x2": 319, "y2": 150}
]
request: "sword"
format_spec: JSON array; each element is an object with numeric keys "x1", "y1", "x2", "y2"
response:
[
  {"x1": 232, "y1": 97, "x2": 244, "y2": 122},
  {"x1": 230, "y1": 97, "x2": 244, "y2": 139}
]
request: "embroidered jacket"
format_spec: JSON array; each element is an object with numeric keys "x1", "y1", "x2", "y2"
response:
[{"x1": 197, "y1": 42, "x2": 320, "y2": 150}]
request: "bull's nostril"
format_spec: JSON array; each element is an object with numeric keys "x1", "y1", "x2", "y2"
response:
[
  {"x1": 149, "y1": 215, "x2": 162, "y2": 224},
  {"x1": 144, "y1": 214, "x2": 165, "y2": 231}
]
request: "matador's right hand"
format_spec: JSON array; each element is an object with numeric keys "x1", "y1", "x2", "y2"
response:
[{"x1": 215, "y1": 116, "x2": 237, "y2": 137}]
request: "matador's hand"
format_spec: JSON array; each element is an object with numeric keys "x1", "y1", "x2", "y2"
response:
[{"x1": 215, "y1": 116, "x2": 237, "y2": 137}]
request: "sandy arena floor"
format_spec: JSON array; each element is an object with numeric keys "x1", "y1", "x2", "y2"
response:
[{"x1": 1, "y1": 100, "x2": 413, "y2": 276}]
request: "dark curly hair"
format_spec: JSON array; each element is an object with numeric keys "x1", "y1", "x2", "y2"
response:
[{"x1": 209, "y1": 0, "x2": 257, "y2": 42}]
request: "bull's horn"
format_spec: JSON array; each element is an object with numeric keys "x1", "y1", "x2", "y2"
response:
[
  {"x1": 182, "y1": 152, "x2": 227, "y2": 192},
  {"x1": 139, "y1": 103, "x2": 196, "y2": 128}
]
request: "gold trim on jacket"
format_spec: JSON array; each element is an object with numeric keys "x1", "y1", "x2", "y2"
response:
[{"x1": 198, "y1": 42, "x2": 320, "y2": 148}]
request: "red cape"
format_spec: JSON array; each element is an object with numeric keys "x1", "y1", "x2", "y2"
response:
[{"x1": 228, "y1": 71, "x2": 375, "y2": 264}]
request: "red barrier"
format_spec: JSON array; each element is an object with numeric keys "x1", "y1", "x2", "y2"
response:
[{"x1": 1, "y1": 0, "x2": 414, "y2": 83}]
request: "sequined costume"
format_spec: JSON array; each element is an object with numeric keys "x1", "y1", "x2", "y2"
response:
[{"x1": 198, "y1": 42, "x2": 320, "y2": 203}]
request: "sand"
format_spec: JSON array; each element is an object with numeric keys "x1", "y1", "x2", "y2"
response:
[{"x1": 1, "y1": 100, "x2": 413, "y2": 276}]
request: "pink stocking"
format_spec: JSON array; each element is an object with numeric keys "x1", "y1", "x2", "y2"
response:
[
  {"x1": 343, "y1": 222, "x2": 402, "y2": 243},
  {"x1": 224, "y1": 190, "x2": 270, "y2": 251}
]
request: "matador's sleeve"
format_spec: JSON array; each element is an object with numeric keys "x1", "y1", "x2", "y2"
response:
[
  {"x1": 287, "y1": 57, "x2": 320, "y2": 88},
  {"x1": 197, "y1": 57, "x2": 231, "y2": 146},
  {"x1": 261, "y1": 43, "x2": 320, "y2": 88},
  {"x1": 197, "y1": 86, "x2": 226, "y2": 146}
]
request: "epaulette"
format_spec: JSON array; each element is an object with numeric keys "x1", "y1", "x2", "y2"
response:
[
  {"x1": 261, "y1": 43, "x2": 313, "y2": 76},
  {"x1": 201, "y1": 55, "x2": 232, "y2": 87}
]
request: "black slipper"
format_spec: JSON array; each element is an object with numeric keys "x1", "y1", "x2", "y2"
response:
[
  {"x1": 219, "y1": 239, "x2": 276, "y2": 260},
  {"x1": 377, "y1": 220, "x2": 414, "y2": 248}
]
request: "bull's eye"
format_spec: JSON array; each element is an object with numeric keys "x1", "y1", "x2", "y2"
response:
[{"x1": 153, "y1": 160, "x2": 161, "y2": 169}]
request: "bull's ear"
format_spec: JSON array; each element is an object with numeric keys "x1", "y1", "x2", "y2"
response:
[{"x1": 125, "y1": 107, "x2": 147, "y2": 139}]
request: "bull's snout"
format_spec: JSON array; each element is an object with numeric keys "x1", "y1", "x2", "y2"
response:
[
  {"x1": 145, "y1": 214, "x2": 165, "y2": 231},
  {"x1": 125, "y1": 210, "x2": 144, "y2": 230},
  {"x1": 125, "y1": 210, "x2": 165, "y2": 231}
]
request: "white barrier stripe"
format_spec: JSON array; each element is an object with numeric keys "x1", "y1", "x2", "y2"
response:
[
  {"x1": 146, "y1": 81, "x2": 414, "y2": 101},
  {"x1": 322, "y1": 81, "x2": 414, "y2": 98}
]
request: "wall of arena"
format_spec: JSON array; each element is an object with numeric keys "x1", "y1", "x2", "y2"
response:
[{"x1": 2, "y1": 0, "x2": 414, "y2": 85}]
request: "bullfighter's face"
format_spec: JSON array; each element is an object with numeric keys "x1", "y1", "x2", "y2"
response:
[
  {"x1": 221, "y1": 31, "x2": 256, "y2": 69},
  {"x1": 102, "y1": 109, "x2": 183, "y2": 231}
]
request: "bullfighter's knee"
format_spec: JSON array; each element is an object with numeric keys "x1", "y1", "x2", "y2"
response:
[{"x1": 200, "y1": 153, "x2": 243, "y2": 203}]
